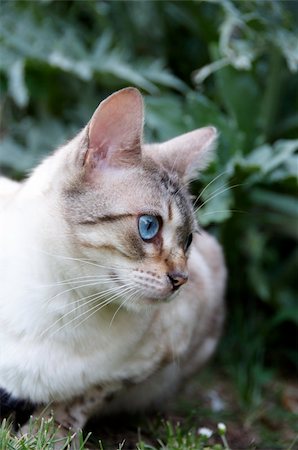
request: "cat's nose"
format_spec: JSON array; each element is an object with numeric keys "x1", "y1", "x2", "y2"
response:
[{"x1": 167, "y1": 271, "x2": 188, "y2": 290}]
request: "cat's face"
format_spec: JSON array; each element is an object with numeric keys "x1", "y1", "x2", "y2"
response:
[{"x1": 60, "y1": 88, "x2": 217, "y2": 309}]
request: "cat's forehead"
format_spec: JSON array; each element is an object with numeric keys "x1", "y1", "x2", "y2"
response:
[
  {"x1": 102, "y1": 160, "x2": 193, "y2": 220},
  {"x1": 63, "y1": 158, "x2": 194, "y2": 231}
]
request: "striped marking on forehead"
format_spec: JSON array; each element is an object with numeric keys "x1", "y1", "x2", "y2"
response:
[
  {"x1": 168, "y1": 197, "x2": 193, "y2": 243},
  {"x1": 159, "y1": 172, "x2": 194, "y2": 245},
  {"x1": 168, "y1": 203, "x2": 173, "y2": 221},
  {"x1": 159, "y1": 171, "x2": 193, "y2": 225},
  {"x1": 159, "y1": 170, "x2": 181, "y2": 196}
]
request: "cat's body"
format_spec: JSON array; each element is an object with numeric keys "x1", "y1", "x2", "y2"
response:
[{"x1": 0, "y1": 88, "x2": 226, "y2": 439}]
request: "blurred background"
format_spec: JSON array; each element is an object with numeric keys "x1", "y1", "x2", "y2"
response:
[{"x1": 0, "y1": 0, "x2": 297, "y2": 447}]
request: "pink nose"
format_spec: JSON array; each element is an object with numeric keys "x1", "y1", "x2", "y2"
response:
[{"x1": 167, "y1": 271, "x2": 188, "y2": 290}]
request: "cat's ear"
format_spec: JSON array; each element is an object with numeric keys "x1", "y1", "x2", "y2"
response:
[
  {"x1": 153, "y1": 127, "x2": 217, "y2": 183},
  {"x1": 83, "y1": 87, "x2": 143, "y2": 177}
]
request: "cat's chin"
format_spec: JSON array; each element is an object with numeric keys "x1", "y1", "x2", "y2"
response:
[
  {"x1": 121, "y1": 290, "x2": 178, "y2": 312},
  {"x1": 145, "y1": 290, "x2": 178, "y2": 303}
]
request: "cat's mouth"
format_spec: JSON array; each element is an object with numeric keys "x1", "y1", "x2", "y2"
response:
[{"x1": 109, "y1": 270, "x2": 183, "y2": 304}]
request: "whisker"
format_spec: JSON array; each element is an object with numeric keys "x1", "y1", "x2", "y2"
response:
[
  {"x1": 204, "y1": 181, "x2": 243, "y2": 199},
  {"x1": 108, "y1": 288, "x2": 139, "y2": 328},
  {"x1": 30, "y1": 247, "x2": 132, "y2": 273},
  {"x1": 199, "y1": 209, "x2": 247, "y2": 217},
  {"x1": 169, "y1": 151, "x2": 181, "y2": 177},
  {"x1": 42, "y1": 283, "x2": 135, "y2": 337},
  {"x1": 36, "y1": 275, "x2": 119, "y2": 289},
  {"x1": 195, "y1": 183, "x2": 244, "y2": 213},
  {"x1": 56, "y1": 285, "x2": 136, "y2": 336},
  {"x1": 41, "y1": 292, "x2": 102, "y2": 337},
  {"x1": 45, "y1": 280, "x2": 118, "y2": 304},
  {"x1": 45, "y1": 272, "x2": 132, "y2": 303},
  {"x1": 172, "y1": 179, "x2": 189, "y2": 199},
  {"x1": 193, "y1": 170, "x2": 229, "y2": 209},
  {"x1": 60, "y1": 285, "x2": 121, "y2": 310}
]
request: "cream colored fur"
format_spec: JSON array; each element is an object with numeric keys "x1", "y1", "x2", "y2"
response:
[{"x1": 0, "y1": 88, "x2": 226, "y2": 441}]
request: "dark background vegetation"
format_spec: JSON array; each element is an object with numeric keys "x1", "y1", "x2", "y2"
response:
[{"x1": 0, "y1": 0, "x2": 297, "y2": 446}]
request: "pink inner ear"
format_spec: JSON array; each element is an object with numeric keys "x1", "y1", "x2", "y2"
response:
[{"x1": 85, "y1": 88, "x2": 144, "y2": 170}]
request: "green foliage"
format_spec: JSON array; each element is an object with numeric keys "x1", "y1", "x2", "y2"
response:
[{"x1": 0, "y1": 0, "x2": 297, "y2": 406}]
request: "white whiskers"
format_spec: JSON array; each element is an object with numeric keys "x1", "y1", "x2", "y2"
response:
[
  {"x1": 195, "y1": 183, "x2": 244, "y2": 214},
  {"x1": 56, "y1": 285, "x2": 137, "y2": 337},
  {"x1": 192, "y1": 170, "x2": 229, "y2": 209},
  {"x1": 108, "y1": 288, "x2": 140, "y2": 329},
  {"x1": 43, "y1": 282, "x2": 136, "y2": 338}
]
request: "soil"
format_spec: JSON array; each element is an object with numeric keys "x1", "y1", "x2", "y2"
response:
[{"x1": 87, "y1": 371, "x2": 298, "y2": 450}]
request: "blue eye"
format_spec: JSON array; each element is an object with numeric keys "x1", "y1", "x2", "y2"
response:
[{"x1": 138, "y1": 215, "x2": 160, "y2": 241}]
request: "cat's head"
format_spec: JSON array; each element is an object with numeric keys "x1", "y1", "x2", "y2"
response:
[{"x1": 58, "y1": 88, "x2": 217, "y2": 309}]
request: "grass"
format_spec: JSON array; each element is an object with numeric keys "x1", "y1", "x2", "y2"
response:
[
  {"x1": 0, "y1": 418, "x2": 231, "y2": 450},
  {"x1": 0, "y1": 417, "x2": 81, "y2": 450},
  {"x1": 1, "y1": 369, "x2": 297, "y2": 450}
]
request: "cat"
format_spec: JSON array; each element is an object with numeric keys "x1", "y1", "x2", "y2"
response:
[{"x1": 0, "y1": 87, "x2": 226, "y2": 444}]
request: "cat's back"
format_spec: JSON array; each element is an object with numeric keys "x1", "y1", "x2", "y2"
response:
[{"x1": 0, "y1": 177, "x2": 20, "y2": 208}]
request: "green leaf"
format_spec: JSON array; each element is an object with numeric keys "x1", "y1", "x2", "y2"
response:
[
  {"x1": 271, "y1": 306, "x2": 298, "y2": 326},
  {"x1": 145, "y1": 95, "x2": 186, "y2": 141},
  {"x1": 48, "y1": 51, "x2": 92, "y2": 81},
  {"x1": 273, "y1": 29, "x2": 298, "y2": 73},
  {"x1": 250, "y1": 189, "x2": 298, "y2": 218},
  {"x1": 0, "y1": 137, "x2": 32, "y2": 172},
  {"x1": 211, "y1": 47, "x2": 261, "y2": 145},
  {"x1": 263, "y1": 139, "x2": 298, "y2": 174},
  {"x1": 268, "y1": 155, "x2": 298, "y2": 183},
  {"x1": 243, "y1": 139, "x2": 298, "y2": 182},
  {"x1": 8, "y1": 59, "x2": 29, "y2": 107}
]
